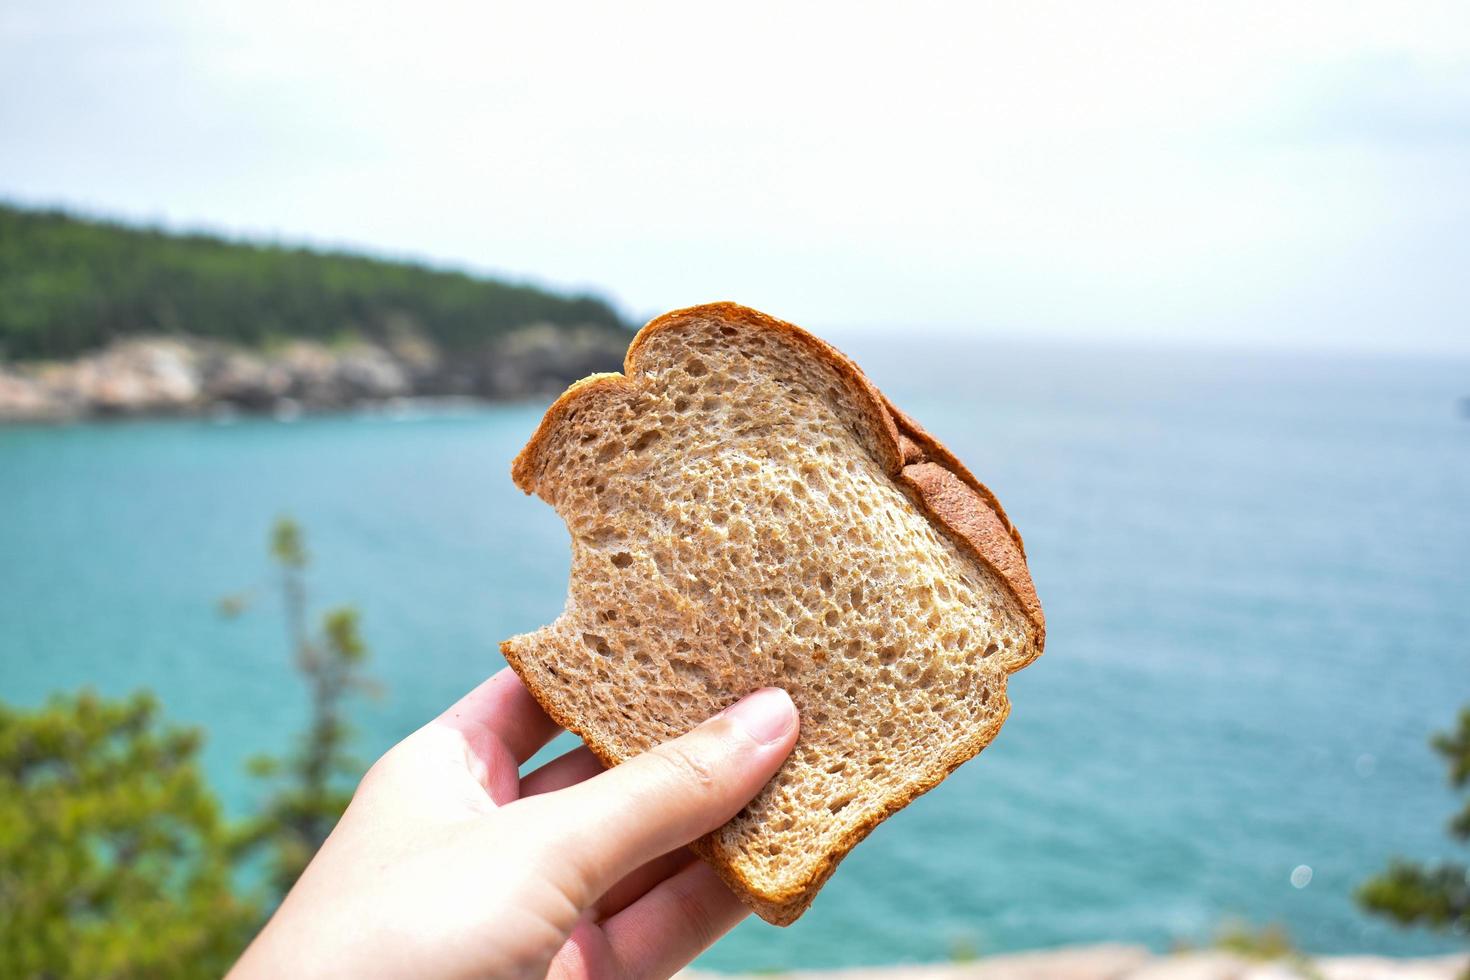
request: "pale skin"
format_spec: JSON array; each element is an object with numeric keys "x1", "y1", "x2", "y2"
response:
[{"x1": 229, "y1": 668, "x2": 800, "y2": 980}]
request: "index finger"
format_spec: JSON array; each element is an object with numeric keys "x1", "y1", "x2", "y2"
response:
[{"x1": 435, "y1": 666, "x2": 562, "y2": 766}]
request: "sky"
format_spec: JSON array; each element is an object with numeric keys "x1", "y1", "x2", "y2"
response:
[{"x1": 2, "y1": 0, "x2": 1468, "y2": 353}]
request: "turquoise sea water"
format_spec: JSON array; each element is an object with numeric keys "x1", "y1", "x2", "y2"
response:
[{"x1": 2, "y1": 337, "x2": 1468, "y2": 970}]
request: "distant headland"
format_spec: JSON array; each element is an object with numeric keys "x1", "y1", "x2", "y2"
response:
[{"x1": 0, "y1": 204, "x2": 631, "y2": 421}]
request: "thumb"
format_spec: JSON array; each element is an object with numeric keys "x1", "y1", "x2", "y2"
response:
[{"x1": 528, "y1": 687, "x2": 798, "y2": 906}]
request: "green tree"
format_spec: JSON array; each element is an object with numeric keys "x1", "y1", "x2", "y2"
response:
[
  {"x1": 0, "y1": 691, "x2": 259, "y2": 979},
  {"x1": 0, "y1": 517, "x2": 377, "y2": 977},
  {"x1": 1358, "y1": 707, "x2": 1470, "y2": 948},
  {"x1": 0, "y1": 203, "x2": 628, "y2": 360},
  {"x1": 227, "y1": 516, "x2": 377, "y2": 900}
]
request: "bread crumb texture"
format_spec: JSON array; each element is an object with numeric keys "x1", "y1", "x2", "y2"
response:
[{"x1": 502, "y1": 303, "x2": 1044, "y2": 924}]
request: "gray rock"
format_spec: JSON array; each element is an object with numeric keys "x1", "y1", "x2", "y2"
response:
[
  {"x1": 675, "y1": 949, "x2": 1470, "y2": 980},
  {"x1": 0, "y1": 367, "x2": 74, "y2": 421},
  {"x1": 0, "y1": 325, "x2": 631, "y2": 422}
]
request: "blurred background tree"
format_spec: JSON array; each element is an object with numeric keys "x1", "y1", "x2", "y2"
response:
[
  {"x1": 225, "y1": 516, "x2": 378, "y2": 900},
  {"x1": 0, "y1": 204, "x2": 627, "y2": 360},
  {"x1": 0, "y1": 691, "x2": 259, "y2": 979},
  {"x1": 1358, "y1": 707, "x2": 1470, "y2": 959},
  {"x1": 0, "y1": 517, "x2": 378, "y2": 978}
]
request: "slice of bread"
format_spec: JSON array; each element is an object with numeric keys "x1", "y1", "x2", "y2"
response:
[{"x1": 501, "y1": 302, "x2": 1044, "y2": 925}]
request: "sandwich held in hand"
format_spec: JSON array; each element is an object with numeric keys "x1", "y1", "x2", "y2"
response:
[{"x1": 502, "y1": 302, "x2": 1045, "y2": 924}]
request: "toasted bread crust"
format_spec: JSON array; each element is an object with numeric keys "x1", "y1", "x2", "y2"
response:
[{"x1": 504, "y1": 301, "x2": 1044, "y2": 923}]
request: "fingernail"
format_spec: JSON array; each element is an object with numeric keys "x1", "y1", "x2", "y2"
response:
[{"x1": 722, "y1": 687, "x2": 796, "y2": 745}]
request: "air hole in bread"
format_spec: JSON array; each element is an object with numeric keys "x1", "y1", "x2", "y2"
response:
[
  {"x1": 631, "y1": 430, "x2": 662, "y2": 452},
  {"x1": 610, "y1": 552, "x2": 633, "y2": 569},
  {"x1": 828, "y1": 794, "x2": 855, "y2": 814},
  {"x1": 983, "y1": 641, "x2": 999, "y2": 658},
  {"x1": 581, "y1": 633, "x2": 611, "y2": 657},
  {"x1": 584, "y1": 526, "x2": 621, "y2": 547},
  {"x1": 670, "y1": 658, "x2": 708, "y2": 681},
  {"x1": 685, "y1": 358, "x2": 708, "y2": 377}
]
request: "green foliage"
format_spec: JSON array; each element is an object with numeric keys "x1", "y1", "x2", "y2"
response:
[
  {"x1": 1212, "y1": 920, "x2": 1298, "y2": 961},
  {"x1": 229, "y1": 516, "x2": 378, "y2": 899},
  {"x1": 1358, "y1": 707, "x2": 1470, "y2": 940},
  {"x1": 0, "y1": 517, "x2": 378, "y2": 977},
  {"x1": 947, "y1": 935, "x2": 981, "y2": 963},
  {"x1": 270, "y1": 518, "x2": 308, "y2": 571},
  {"x1": 1170, "y1": 920, "x2": 1323, "y2": 979},
  {"x1": 0, "y1": 202, "x2": 628, "y2": 360},
  {"x1": 1360, "y1": 862, "x2": 1470, "y2": 931},
  {"x1": 1435, "y1": 709, "x2": 1470, "y2": 841},
  {"x1": 0, "y1": 691, "x2": 260, "y2": 979}
]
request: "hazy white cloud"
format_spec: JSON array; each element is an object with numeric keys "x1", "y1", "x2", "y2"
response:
[
  {"x1": 1267, "y1": 56, "x2": 1470, "y2": 146},
  {"x1": 2, "y1": 0, "x2": 1468, "y2": 351}
]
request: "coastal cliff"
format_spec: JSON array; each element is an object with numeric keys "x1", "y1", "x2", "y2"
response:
[
  {"x1": 0, "y1": 324, "x2": 627, "y2": 422},
  {"x1": 0, "y1": 203, "x2": 633, "y2": 420}
]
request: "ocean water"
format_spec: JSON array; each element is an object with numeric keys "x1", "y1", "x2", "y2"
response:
[{"x1": 1, "y1": 337, "x2": 1467, "y2": 970}]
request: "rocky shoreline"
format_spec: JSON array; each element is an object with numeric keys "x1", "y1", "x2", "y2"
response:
[
  {"x1": 0, "y1": 324, "x2": 629, "y2": 422},
  {"x1": 681, "y1": 945, "x2": 1468, "y2": 980}
]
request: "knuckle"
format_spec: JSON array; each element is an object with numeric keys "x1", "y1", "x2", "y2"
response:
[
  {"x1": 666, "y1": 874, "x2": 722, "y2": 949},
  {"x1": 652, "y1": 739, "x2": 718, "y2": 792},
  {"x1": 354, "y1": 747, "x2": 399, "y2": 798}
]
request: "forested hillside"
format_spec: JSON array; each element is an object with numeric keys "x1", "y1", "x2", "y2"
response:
[{"x1": 0, "y1": 204, "x2": 628, "y2": 360}]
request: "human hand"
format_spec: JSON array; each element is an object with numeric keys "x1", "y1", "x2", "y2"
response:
[{"x1": 229, "y1": 668, "x2": 799, "y2": 980}]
